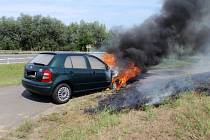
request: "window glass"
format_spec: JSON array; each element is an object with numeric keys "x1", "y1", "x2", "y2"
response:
[
  {"x1": 88, "y1": 56, "x2": 106, "y2": 70},
  {"x1": 30, "y1": 54, "x2": 54, "y2": 65},
  {"x1": 64, "y1": 56, "x2": 73, "y2": 68},
  {"x1": 70, "y1": 56, "x2": 87, "y2": 69}
]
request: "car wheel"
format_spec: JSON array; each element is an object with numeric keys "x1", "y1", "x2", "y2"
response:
[
  {"x1": 52, "y1": 83, "x2": 72, "y2": 104},
  {"x1": 110, "y1": 82, "x2": 117, "y2": 91}
]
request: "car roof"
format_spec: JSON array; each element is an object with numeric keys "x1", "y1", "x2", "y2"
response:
[{"x1": 40, "y1": 52, "x2": 102, "y2": 57}]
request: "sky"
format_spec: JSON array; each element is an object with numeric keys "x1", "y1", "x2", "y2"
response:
[{"x1": 0, "y1": 0, "x2": 162, "y2": 28}]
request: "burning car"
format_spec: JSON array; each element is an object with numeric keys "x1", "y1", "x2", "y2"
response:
[
  {"x1": 102, "y1": 53, "x2": 141, "y2": 91},
  {"x1": 22, "y1": 52, "x2": 114, "y2": 104}
]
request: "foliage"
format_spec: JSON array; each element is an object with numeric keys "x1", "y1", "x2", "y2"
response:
[{"x1": 0, "y1": 14, "x2": 108, "y2": 51}]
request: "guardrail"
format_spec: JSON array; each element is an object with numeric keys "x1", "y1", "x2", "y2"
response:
[
  {"x1": 0, "y1": 57, "x2": 33, "y2": 64},
  {"x1": 0, "y1": 52, "x2": 105, "y2": 64}
]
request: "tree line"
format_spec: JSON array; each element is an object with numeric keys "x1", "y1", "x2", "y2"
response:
[{"x1": 0, "y1": 14, "x2": 108, "y2": 51}]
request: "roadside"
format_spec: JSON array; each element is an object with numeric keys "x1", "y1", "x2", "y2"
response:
[
  {"x1": 2, "y1": 90, "x2": 210, "y2": 140},
  {"x1": 0, "y1": 85, "x2": 54, "y2": 138}
]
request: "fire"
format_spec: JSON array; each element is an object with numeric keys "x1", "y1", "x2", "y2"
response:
[
  {"x1": 102, "y1": 53, "x2": 117, "y2": 68},
  {"x1": 102, "y1": 53, "x2": 141, "y2": 90},
  {"x1": 112, "y1": 63, "x2": 141, "y2": 90}
]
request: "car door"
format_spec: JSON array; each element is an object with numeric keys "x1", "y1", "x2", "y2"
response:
[
  {"x1": 64, "y1": 55, "x2": 93, "y2": 92},
  {"x1": 86, "y1": 55, "x2": 112, "y2": 89}
]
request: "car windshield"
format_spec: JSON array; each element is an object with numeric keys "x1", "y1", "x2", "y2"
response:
[{"x1": 30, "y1": 54, "x2": 55, "y2": 66}]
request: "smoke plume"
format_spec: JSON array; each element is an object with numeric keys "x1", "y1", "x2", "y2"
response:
[
  {"x1": 106, "y1": 0, "x2": 210, "y2": 68},
  {"x1": 92, "y1": 0, "x2": 210, "y2": 111}
]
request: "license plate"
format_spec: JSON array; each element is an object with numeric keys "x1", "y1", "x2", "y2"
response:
[{"x1": 27, "y1": 71, "x2": 36, "y2": 78}]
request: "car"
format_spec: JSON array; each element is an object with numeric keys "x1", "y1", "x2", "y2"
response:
[{"x1": 22, "y1": 52, "x2": 114, "y2": 104}]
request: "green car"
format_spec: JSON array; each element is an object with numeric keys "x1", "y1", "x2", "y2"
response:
[{"x1": 22, "y1": 52, "x2": 113, "y2": 104}]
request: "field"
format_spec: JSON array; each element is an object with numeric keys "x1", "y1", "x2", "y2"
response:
[{"x1": 0, "y1": 64, "x2": 25, "y2": 86}]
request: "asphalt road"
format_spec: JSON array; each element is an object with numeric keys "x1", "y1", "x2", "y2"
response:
[{"x1": 0, "y1": 85, "x2": 54, "y2": 136}]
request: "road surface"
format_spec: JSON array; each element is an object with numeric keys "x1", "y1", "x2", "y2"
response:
[{"x1": 0, "y1": 85, "x2": 54, "y2": 136}]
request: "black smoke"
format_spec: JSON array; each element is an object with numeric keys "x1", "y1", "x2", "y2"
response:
[{"x1": 106, "y1": 0, "x2": 210, "y2": 69}]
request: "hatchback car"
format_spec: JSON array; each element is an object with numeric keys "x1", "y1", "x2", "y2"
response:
[{"x1": 22, "y1": 52, "x2": 113, "y2": 104}]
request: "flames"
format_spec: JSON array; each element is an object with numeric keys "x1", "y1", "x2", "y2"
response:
[
  {"x1": 102, "y1": 53, "x2": 141, "y2": 90},
  {"x1": 102, "y1": 53, "x2": 117, "y2": 68}
]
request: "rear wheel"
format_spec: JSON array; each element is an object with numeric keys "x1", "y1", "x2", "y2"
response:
[{"x1": 52, "y1": 83, "x2": 72, "y2": 104}]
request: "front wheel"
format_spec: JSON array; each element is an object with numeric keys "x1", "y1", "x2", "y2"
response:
[
  {"x1": 52, "y1": 83, "x2": 72, "y2": 104},
  {"x1": 110, "y1": 82, "x2": 117, "y2": 91}
]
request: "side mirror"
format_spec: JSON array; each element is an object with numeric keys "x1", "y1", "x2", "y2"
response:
[{"x1": 106, "y1": 65, "x2": 110, "y2": 70}]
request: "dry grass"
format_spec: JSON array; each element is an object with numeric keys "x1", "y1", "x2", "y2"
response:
[
  {"x1": 2, "y1": 91, "x2": 210, "y2": 140},
  {"x1": 8, "y1": 120, "x2": 35, "y2": 139}
]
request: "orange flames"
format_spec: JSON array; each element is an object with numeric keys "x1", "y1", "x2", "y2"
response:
[
  {"x1": 102, "y1": 53, "x2": 117, "y2": 68},
  {"x1": 102, "y1": 53, "x2": 141, "y2": 90}
]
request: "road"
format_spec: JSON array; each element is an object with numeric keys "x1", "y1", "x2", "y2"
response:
[{"x1": 0, "y1": 85, "x2": 54, "y2": 136}]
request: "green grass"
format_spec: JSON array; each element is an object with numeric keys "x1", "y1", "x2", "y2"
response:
[
  {"x1": 153, "y1": 57, "x2": 193, "y2": 69},
  {"x1": 172, "y1": 93, "x2": 210, "y2": 139},
  {"x1": 0, "y1": 63, "x2": 24, "y2": 86}
]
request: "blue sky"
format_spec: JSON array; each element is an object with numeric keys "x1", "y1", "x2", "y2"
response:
[{"x1": 0, "y1": 0, "x2": 162, "y2": 28}]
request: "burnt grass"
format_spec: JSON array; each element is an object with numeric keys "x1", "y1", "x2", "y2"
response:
[{"x1": 89, "y1": 70, "x2": 210, "y2": 113}]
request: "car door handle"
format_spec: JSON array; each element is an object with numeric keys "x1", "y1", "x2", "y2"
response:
[{"x1": 92, "y1": 71, "x2": 96, "y2": 75}]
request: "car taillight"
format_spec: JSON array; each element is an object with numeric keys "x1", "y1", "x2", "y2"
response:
[{"x1": 41, "y1": 70, "x2": 52, "y2": 83}]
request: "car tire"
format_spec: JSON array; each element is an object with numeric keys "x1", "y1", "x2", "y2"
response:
[
  {"x1": 52, "y1": 83, "x2": 72, "y2": 104},
  {"x1": 110, "y1": 82, "x2": 117, "y2": 91}
]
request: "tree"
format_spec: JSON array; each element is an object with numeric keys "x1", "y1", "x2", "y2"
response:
[
  {"x1": 0, "y1": 14, "x2": 109, "y2": 51},
  {"x1": 0, "y1": 17, "x2": 20, "y2": 50}
]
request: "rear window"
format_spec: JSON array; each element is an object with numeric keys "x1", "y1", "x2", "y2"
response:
[{"x1": 30, "y1": 54, "x2": 55, "y2": 66}]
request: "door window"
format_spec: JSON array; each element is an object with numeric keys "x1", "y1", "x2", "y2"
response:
[
  {"x1": 70, "y1": 56, "x2": 87, "y2": 69},
  {"x1": 64, "y1": 56, "x2": 73, "y2": 68},
  {"x1": 88, "y1": 56, "x2": 106, "y2": 70}
]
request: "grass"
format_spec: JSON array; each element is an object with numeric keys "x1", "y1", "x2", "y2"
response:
[
  {"x1": 58, "y1": 109, "x2": 119, "y2": 140},
  {"x1": 9, "y1": 120, "x2": 34, "y2": 139},
  {"x1": 172, "y1": 93, "x2": 210, "y2": 139},
  {"x1": 152, "y1": 57, "x2": 194, "y2": 69},
  {"x1": 0, "y1": 63, "x2": 24, "y2": 86},
  {"x1": 3, "y1": 91, "x2": 210, "y2": 140}
]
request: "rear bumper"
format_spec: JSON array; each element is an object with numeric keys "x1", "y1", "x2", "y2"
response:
[{"x1": 22, "y1": 78, "x2": 52, "y2": 96}]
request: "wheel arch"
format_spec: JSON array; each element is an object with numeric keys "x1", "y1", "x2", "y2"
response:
[{"x1": 52, "y1": 80, "x2": 74, "y2": 94}]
